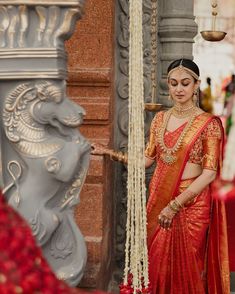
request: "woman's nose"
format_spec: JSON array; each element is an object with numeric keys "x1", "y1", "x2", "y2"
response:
[{"x1": 176, "y1": 83, "x2": 183, "y2": 92}]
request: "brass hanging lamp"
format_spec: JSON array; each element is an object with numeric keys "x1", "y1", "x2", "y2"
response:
[{"x1": 200, "y1": 0, "x2": 227, "y2": 41}]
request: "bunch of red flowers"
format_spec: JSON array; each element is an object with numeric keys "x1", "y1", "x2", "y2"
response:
[{"x1": 0, "y1": 194, "x2": 105, "y2": 294}]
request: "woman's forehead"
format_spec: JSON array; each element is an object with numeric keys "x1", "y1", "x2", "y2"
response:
[{"x1": 168, "y1": 69, "x2": 193, "y2": 80}]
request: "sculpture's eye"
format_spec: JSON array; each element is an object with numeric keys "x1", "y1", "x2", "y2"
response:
[{"x1": 45, "y1": 157, "x2": 61, "y2": 174}]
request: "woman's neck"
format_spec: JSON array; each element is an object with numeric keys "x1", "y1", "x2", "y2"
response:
[
  {"x1": 174, "y1": 101, "x2": 194, "y2": 110},
  {"x1": 171, "y1": 102, "x2": 196, "y2": 119}
]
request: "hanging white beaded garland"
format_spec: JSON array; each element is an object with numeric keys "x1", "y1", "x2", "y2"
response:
[{"x1": 121, "y1": 0, "x2": 149, "y2": 292}]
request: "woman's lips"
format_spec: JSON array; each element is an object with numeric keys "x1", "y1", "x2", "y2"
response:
[{"x1": 175, "y1": 95, "x2": 184, "y2": 98}]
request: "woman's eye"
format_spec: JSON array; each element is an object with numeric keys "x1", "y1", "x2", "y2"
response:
[
  {"x1": 170, "y1": 82, "x2": 177, "y2": 87},
  {"x1": 182, "y1": 83, "x2": 190, "y2": 86}
]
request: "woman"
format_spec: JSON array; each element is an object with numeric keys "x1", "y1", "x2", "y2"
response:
[{"x1": 91, "y1": 59, "x2": 230, "y2": 294}]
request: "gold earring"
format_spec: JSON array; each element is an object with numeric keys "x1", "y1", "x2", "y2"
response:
[{"x1": 193, "y1": 90, "x2": 198, "y2": 105}]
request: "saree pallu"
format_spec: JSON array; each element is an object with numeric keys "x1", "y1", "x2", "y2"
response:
[{"x1": 146, "y1": 113, "x2": 230, "y2": 294}]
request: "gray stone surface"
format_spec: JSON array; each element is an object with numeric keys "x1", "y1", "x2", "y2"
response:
[
  {"x1": 0, "y1": 1, "x2": 89, "y2": 287},
  {"x1": 158, "y1": 0, "x2": 198, "y2": 106}
]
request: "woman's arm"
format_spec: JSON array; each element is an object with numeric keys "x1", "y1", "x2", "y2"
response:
[
  {"x1": 176, "y1": 168, "x2": 216, "y2": 205},
  {"x1": 158, "y1": 169, "x2": 216, "y2": 230},
  {"x1": 145, "y1": 156, "x2": 155, "y2": 168},
  {"x1": 92, "y1": 143, "x2": 155, "y2": 168},
  {"x1": 177, "y1": 118, "x2": 223, "y2": 204},
  {"x1": 91, "y1": 114, "x2": 159, "y2": 167},
  {"x1": 91, "y1": 143, "x2": 128, "y2": 164}
]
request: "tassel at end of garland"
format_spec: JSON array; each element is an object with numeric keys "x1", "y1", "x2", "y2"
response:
[
  {"x1": 119, "y1": 284, "x2": 152, "y2": 294},
  {"x1": 119, "y1": 274, "x2": 152, "y2": 294}
]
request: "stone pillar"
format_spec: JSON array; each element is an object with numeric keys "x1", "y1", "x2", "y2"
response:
[
  {"x1": 0, "y1": 0, "x2": 90, "y2": 287},
  {"x1": 158, "y1": 0, "x2": 198, "y2": 106}
]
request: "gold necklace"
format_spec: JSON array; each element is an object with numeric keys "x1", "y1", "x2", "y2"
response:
[
  {"x1": 158, "y1": 109, "x2": 197, "y2": 165},
  {"x1": 171, "y1": 104, "x2": 196, "y2": 119}
]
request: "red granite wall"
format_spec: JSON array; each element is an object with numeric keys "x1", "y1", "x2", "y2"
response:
[{"x1": 65, "y1": 0, "x2": 115, "y2": 290}]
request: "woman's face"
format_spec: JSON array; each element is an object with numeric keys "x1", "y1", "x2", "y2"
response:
[{"x1": 168, "y1": 68, "x2": 200, "y2": 105}]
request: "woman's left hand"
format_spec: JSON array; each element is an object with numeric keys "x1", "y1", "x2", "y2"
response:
[
  {"x1": 158, "y1": 206, "x2": 176, "y2": 229},
  {"x1": 91, "y1": 143, "x2": 110, "y2": 156}
]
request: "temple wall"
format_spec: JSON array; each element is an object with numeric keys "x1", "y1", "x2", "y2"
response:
[{"x1": 65, "y1": 0, "x2": 115, "y2": 290}]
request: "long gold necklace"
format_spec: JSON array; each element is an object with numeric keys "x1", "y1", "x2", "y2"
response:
[
  {"x1": 158, "y1": 108, "x2": 197, "y2": 165},
  {"x1": 171, "y1": 104, "x2": 196, "y2": 118}
]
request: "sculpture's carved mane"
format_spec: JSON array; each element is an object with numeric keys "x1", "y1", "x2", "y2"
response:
[{"x1": 3, "y1": 82, "x2": 63, "y2": 157}]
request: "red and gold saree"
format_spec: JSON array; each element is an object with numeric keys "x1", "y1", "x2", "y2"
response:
[{"x1": 145, "y1": 111, "x2": 230, "y2": 294}]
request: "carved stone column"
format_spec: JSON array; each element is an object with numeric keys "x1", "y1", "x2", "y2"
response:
[
  {"x1": 158, "y1": 0, "x2": 198, "y2": 106},
  {"x1": 0, "y1": 0, "x2": 89, "y2": 287}
]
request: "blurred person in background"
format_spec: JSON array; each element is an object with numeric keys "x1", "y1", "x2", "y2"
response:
[
  {"x1": 223, "y1": 74, "x2": 235, "y2": 134},
  {"x1": 201, "y1": 77, "x2": 213, "y2": 113}
]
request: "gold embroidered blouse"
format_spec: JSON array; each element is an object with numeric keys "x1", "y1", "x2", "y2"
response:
[{"x1": 145, "y1": 112, "x2": 222, "y2": 171}]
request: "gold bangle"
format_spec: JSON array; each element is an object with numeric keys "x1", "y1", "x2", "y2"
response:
[
  {"x1": 118, "y1": 152, "x2": 124, "y2": 162},
  {"x1": 109, "y1": 150, "x2": 128, "y2": 163},
  {"x1": 120, "y1": 152, "x2": 128, "y2": 164},
  {"x1": 168, "y1": 204, "x2": 178, "y2": 213},
  {"x1": 109, "y1": 154, "x2": 115, "y2": 161},
  {"x1": 174, "y1": 198, "x2": 184, "y2": 208},
  {"x1": 123, "y1": 153, "x2": 128, "y2": 164},
  {"x1": 168, "y1": 200, "x2": 180, "y2": 213},
  {"x1": 109, "y1": 151, "x2": 118, "y2": 161}
]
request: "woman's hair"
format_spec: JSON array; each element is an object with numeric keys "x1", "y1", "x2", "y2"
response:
[{"x1": 167, "y1": 59, "x2": 200, "y2": 81}]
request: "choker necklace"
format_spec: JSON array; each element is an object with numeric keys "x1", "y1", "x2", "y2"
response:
[
  {"x1": 172, "y1": 104, "x2": 196, "y2": 119},
  {"x1": 158, "y1": 108, "x2": 197, "y2": 165}
]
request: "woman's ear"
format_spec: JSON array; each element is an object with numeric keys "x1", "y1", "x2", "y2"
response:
[{"x1": 196, "y1": 79, "x2": 201, "y2": 90}]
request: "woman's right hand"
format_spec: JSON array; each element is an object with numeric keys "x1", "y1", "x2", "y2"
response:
[
  {"x1": 91, "y1": 143, "x2": 110, "y2": 156},
  {"x1": 158, "y1": 206, "x2": 176, "y2": 229}
]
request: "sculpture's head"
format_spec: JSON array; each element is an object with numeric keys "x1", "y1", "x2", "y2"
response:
[
  {"x1": 3, "y1": 80, "x2": 86, "y2": 143},
  {"x1": 33, "y1": 81, "x2": 86, "y2": 128}
]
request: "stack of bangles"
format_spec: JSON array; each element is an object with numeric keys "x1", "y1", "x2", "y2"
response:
[
  {"x1": 168, "y1": 198, "x2": 184, "y2": 213},
  {"x1": 109, "y1": 150, "x2": 128, "y2": 164}
]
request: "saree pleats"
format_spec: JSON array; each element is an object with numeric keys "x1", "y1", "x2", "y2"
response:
[{"x1": 148, "y1": 180, "x2": 210, "y2": 294}]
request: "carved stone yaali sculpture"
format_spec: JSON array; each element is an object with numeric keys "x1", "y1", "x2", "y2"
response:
[{"x1": 0, "y1": 0, "x2": 90, "y2": 287}]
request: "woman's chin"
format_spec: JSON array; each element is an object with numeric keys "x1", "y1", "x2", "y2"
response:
[
  {"x1": 174, "y1": 99, "x2": 186, "y2": 104},
  {"x1": 174, "y1": 99, "x2": 192, "y2": 104}
]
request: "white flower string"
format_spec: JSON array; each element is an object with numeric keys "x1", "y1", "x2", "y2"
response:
[
  {"x1": 222, "y1": 97, "x2": 235, "y2": 181},
  {"x1": 122, "y1": 0, "x2": 149, "y2": 292}
]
